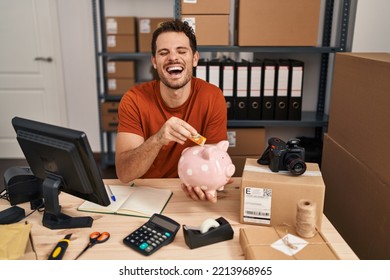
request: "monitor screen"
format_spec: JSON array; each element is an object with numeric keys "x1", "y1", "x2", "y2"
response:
[{"x1": 12, "y1": 116, "x2": 110, "y2": 229}]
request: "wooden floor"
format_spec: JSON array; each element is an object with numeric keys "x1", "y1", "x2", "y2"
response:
[{"x1": 0, "y1": 155, "x2": 118, "y2": 191}]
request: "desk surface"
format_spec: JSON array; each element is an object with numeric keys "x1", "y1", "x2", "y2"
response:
[{"x1": 2, "y1": 178, "x2": 358, "y2": 260}]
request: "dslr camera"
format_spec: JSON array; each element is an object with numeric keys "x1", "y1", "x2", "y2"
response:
[{"x1": 258, "y1": 137, "x2": 306, "y2": 176}]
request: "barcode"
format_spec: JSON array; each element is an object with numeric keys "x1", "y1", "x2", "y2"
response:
[
  {"x1": 263, "y1": 189, "x2": 272, "y2": 198},
  {"x1": 245, "y1": 210, "x2": 270, "y2": 217}
]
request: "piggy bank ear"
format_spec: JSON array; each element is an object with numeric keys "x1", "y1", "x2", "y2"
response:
[{"x1": 216, "y1": 140, "x2": 230, "y2": 152}]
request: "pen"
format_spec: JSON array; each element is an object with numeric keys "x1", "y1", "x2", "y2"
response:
[{"x1": 107, "y1": 185, "x2": 116, "y2": 202}]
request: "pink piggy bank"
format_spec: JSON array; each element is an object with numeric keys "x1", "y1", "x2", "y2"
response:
[{"x1": 178, "y1": 140, "x2": 235, "y2": 196}]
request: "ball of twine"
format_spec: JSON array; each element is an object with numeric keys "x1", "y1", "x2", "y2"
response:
[{"x1": 296, "y1": 199, "x2": 317, "y2": 238}]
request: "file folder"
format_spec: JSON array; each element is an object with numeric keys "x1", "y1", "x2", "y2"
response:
[
  {"x1": 195, "y1": 58, "x2": 208, "y2": 81},
  {"x1": 274, "y1": 59, "x2": 290, "y2": 120},
  {"x1": 288, "y1": 59, "x2": 304, "y2": 120},
  {"x1": 261, "y1": 59, "x2": 277, "y2": 120},
  {"x1": 221, "y1": 58, "x2": 235, "y2": 120},
  {"x1": 234, "y1": 60, "x2": 249, "y2": 120},
  {"x1": 248, "y1": 59, "x2": 263, "y2": 120},
  {"x1": 208, "y1": 59, "x2": 221, "y2": 89}
]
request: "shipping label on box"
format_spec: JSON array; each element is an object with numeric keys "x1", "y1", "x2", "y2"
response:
[{"x1": 240, "y1": 158, "x2": 325, "y2": 229}]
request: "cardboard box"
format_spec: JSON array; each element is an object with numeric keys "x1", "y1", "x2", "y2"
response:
[
  {"x1": 107, "y1": 61, "x2": 135, "y2": 78},
  {"x1": 239, "y1": 225, "x2": 339, "y2": 260},
  {"x1": 101, "y1": 114, "x2": 119, "y2": 132},
  {"x1": 181, "y1": 0, "x2": 230, "y2": 15},
  {"x1": 101, "y1": 101, "x2": 119, "y2": 115},
  {"x1": 227, "y1": 128, "x2": 265, "y2": 156},
  {"x1": 230, "y1": 155, "x2": 257, "y2": 177},
  {"x1": 322, "y1": 137, "x2": 390, "y2": 260},
  {"x1": 182, "y1": 15, "x2": 229, "y2": 46},
  {"x1": 106, "y1": 35, "x2": 136, "y2": 53},
  {"x1": 327, "y1": 53, "x2": 390, "y2": 185},
  {"x1": 323, "y1": 53, "x2": 390, "y2": 259},
  {"x1": 236, "y1": 0, "x2": 321, "y2": 46},
  {"x1": 105, "y1": 16, "x2": 135, "y2": 35},
  {"x1": 107, "y1": 78, "x2": 135, "y2": 96},
  {"x1": 227, "y1": 128, "x2": 265, "y2": 176},
  {"x1": 240, "y1": 158, "x2": 325, "y2": 229},
  {"x1": 138, "y1": 17, "x2": 173, "y2": 53}
]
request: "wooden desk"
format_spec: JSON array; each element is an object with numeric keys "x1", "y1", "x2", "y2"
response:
[{"x1": 1, "y1": 178, "x2": 358, "y2": 260}]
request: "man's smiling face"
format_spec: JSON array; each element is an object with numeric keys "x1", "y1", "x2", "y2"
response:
[{"x1": 152, "y1": 31, "x2": 199, "y2": 90}]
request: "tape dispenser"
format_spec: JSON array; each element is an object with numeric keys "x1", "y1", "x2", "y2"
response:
[{"x1": 183, "y1": 217, "x2": 234, "y2": 249}]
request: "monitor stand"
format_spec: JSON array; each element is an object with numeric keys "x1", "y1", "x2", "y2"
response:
[{"x1": 42, "y1": 176, "x2": 93, "y2": 229}]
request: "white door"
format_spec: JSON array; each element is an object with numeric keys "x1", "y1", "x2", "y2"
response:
[{"x1": 0, "y1": 0, "x2": 67, "y2": 158}]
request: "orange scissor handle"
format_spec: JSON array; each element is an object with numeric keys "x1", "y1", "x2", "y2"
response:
[{"x1": 90, "y1": 231, "x2": 110, "y2": 243}]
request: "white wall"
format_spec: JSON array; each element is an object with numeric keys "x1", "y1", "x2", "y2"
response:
[
  {"x1": 57, "y1": 0, "x2": 390, "y2": 153},
  {"x1": 352, "y1": 0, "x2": 390, "y2": 52}
]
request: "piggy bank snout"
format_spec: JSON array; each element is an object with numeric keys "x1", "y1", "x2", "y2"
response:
[{"x1": 226, "y1": 164, "x2": 235, "y2": 177}]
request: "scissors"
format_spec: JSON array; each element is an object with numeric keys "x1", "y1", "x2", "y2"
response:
[{"x1": 75, "y1": 231, "x2": 110, "y2": 260}]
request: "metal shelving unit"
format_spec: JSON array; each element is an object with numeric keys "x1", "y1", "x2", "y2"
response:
[{"x1": 92, "y1": 0, "x2": 355, "y2": 167}]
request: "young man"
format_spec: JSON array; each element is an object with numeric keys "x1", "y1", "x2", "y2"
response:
[{"x1": 115, "y1": 20, "x2": 227, "y2": 203}]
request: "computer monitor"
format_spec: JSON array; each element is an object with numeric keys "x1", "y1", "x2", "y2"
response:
[{"x1": 12, "y1": 116, "x2": 110, "y2": 229}]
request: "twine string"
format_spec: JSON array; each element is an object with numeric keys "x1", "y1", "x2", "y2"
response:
[{"x1": 296, "y1": 199, "x2": 317, "y2": 238}]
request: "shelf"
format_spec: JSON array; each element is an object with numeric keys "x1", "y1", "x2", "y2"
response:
[
  {"x1": 100, "y1": 46, "x2": 340, "y2": 60},
  {"x1": 227, "y1": 112, "x2": 328, "y2": 128},
  {"x1": 92, "y1": 0, "x2": 354, "y2": 167}
]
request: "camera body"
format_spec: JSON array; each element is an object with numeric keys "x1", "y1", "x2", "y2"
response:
[{"x1": 258, "y1": 137, "x2": 306, "y2": 176}]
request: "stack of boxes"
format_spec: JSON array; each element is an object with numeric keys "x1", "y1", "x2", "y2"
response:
[
  {"x1": 181, "y1": 0, "x2": 230, "y2": 46},
  {"x1": 238, "y1": 158, "x2": 332, "y2": 259},
  {"x1": 321, "y1": 53, "x2": 390, "y2": 259},
  {"x1": 105, "y1": 16, "x2": 136, "y2": 52}
]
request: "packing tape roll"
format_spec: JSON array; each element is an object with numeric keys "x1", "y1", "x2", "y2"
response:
[{"x1": 200, "y1": 218, "x2": 220, "y2": 234}]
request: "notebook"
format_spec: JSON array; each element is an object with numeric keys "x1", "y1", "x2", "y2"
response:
[{"x1": 77, "y1": 184, "x2": 173, "y2": 218}]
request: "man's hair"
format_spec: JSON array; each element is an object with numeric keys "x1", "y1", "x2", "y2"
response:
[{"x1": 151, "y1": 19, "x2": 197, "y2": 56}]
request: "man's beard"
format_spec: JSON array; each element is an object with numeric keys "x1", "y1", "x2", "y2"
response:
[{"x1": 157, "y1": 68, "x2": 192, "y2": 90}]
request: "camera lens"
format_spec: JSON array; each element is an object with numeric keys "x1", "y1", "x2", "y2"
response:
[{"x1": 286, "y1": 156, "x2": 306, "y2": 176}]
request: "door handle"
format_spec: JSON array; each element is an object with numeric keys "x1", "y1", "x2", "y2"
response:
[{"x1": 34, "y1": 57, "x2": 53, "y2": 62}]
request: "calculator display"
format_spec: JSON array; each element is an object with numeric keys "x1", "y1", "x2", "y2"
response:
[{"x1": 151, "y1": 215, "x2": 177, "y2": 232}]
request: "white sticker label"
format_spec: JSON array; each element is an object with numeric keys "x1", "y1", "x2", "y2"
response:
[
  {"x1": 227, "y1": 131, "x2": 236, "y2": 148},
  {"x1": 107, "y1": 62, "x2": 116, "y2": 74},
  {"x1": 139, "y1": 19, "x2": 151, "y2": 33},
  {"x1": 107, "y1": 35, "x2": 116, "y2": 47},
  {"x1": 271, "y1": 234, "x2": 308, "y2": 256},
  {"x1": 108, "y1": 79, "x2": 117, "y2": 90},
  {"x1": 243, "y1": 187, "x2": 272, "y2": 225},
  {"x1": 106, "y1": 18, "x2": 118, "y2": 34}
]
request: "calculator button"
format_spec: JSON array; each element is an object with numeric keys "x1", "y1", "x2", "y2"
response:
[
  {"x1": 164, "y1": 232, "x2": 171, "y2": 237},
  {"x1": 145, "y1": 246, "x2": 154, "y2": 253},
  {"x1": 139, "y1": 242, "x2": 149, "y2": 250}
]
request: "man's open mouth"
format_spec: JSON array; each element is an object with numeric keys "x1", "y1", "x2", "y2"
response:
[{"x1": 166, "y1": 66, "x2": 184, "y2": 75}]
